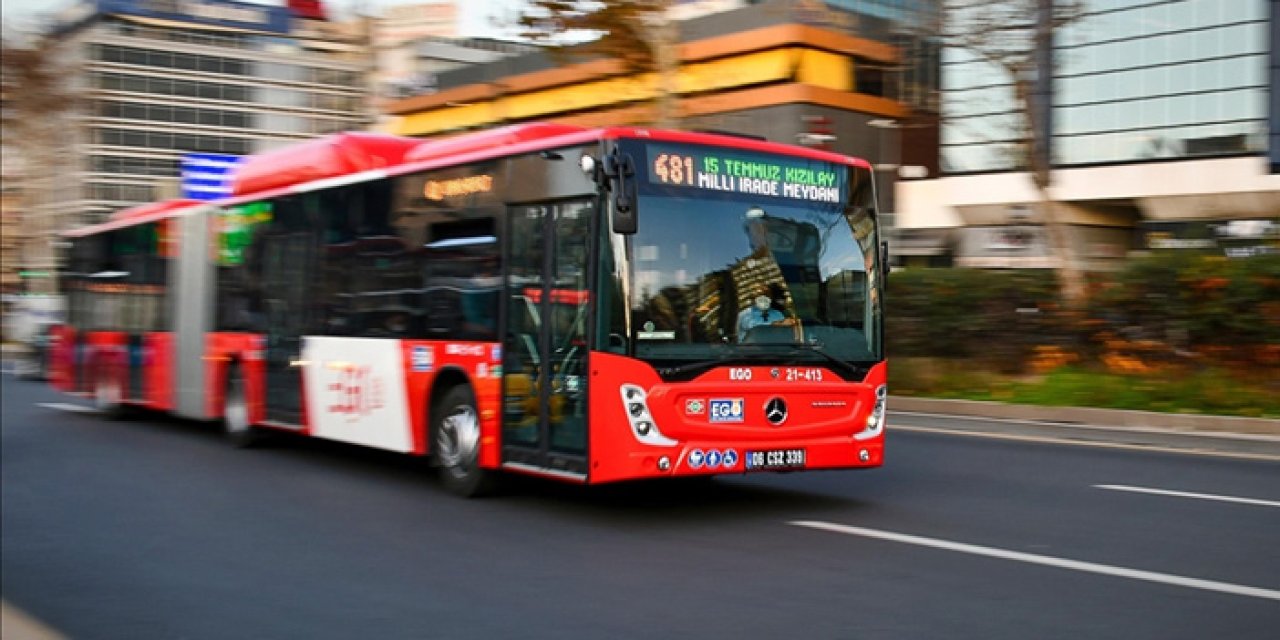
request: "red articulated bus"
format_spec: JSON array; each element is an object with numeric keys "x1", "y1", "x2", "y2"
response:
[{"x1": 49, "y1": 123, "x2": 889, "y2": 496}]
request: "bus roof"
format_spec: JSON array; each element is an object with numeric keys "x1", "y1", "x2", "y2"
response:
[
  {"x1": 64, "y1": 199, "x2": 208, "y2": 238},
  {"x1": 384, "y1": 124, "x2": 871, "y2": 181},
  {"x1": 405, "y1": 123, "x2": 587, "y2": 163},
  {"x1": 232, "y1": 132, "x2": 422, "y2": 196},
  {"x1": 63, "y1": 123, "x2": 873, "y2": 239},
  {"x1": 108, "y1": 199, "x2": 201, "y2": 222}
]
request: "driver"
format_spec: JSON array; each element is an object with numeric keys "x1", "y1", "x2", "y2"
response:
[{"x1": 737, "y1": 283, "x2": 795, "y2": 341}]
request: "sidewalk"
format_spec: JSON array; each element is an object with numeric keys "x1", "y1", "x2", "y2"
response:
[
  {"x1": 890, "y1": 396, "x2": 1280, "y2": 436},
  {"x1": 890, "y1": 396, "x2": 1280, "y2": 460},
  {"x1": 0, "y1": 602, "x2": 66, "y2": 640}
]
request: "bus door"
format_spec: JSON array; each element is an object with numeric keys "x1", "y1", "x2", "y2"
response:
[
  {"x1": 502, "y1": 200, "x2": 593, "y2": 476},
  {"x1": 260, "y1": 208, "x2": 319, "y2": 426}
]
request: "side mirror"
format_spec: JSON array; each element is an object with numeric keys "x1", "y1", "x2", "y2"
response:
[{"x1": 602, "y1": 150, "x2": 637, "y2": 235}]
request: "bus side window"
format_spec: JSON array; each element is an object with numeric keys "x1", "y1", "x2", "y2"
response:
[{"x1": 420, "y1": 217, "x2": 499, "y2": 341}]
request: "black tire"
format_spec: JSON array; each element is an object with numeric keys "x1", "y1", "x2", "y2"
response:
[
  {"x1": 93, "y1": 363, "x2": 128, "y2": 420},
  {"x1": 431, "y1": 385, "x2": 498, "y2": 497},
  {"x1": 222, "y1": 363, "x2": 261, "y2": 447}
]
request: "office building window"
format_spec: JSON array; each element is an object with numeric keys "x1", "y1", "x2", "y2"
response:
[
  {"x1": 941, "y1": 0, "x2": 1269, "y2": 172},
  {"x1": 1052, "y1": 0, "x2": 1268, "y2": 165}
]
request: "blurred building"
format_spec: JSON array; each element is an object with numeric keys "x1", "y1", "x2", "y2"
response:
[
  {"x1": 896, "y1": 0, "x2": 1280, "y2": 269},
  {"x1": 15, "y1": 0, "x2": 373, "y2": 293},
  {"x1": 374, "y1": 35, "x2": 541, "y2": 123},
  {"x1": 1, "y1": 81, "x2": 22, "y2": 301},
  {"x1": 1, "y1": 180, "x2": 23, "y2": 339},
  {"x1": 381, "y1": 0, "x2": 942, "y2": 219},
  {"x1": 1, "y1": 183, "x2": 20, "y2": 298},
  {"x1": 372, "y1": 2, "x2": 458, "y2": 105}
]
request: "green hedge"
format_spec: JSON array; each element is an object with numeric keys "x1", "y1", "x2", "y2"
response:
[
  {"x1": 1085, "y1": 252, "x2": 1280, "y2": 367},
  {"x1": 886, "y1": 267, "x2": 1064, "y2": 372},
  {"x1": 885, "y1": 253, "x2": 1280, "y2": 413}
]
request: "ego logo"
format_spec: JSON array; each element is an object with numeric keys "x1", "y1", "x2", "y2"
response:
[{"x1": 709, "y1": 398, "x2": 745, "y2": 423}]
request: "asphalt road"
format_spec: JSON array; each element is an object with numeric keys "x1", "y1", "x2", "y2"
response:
[{"x1": 3, "y1": 374, "x2": 1279, "y2": 640}]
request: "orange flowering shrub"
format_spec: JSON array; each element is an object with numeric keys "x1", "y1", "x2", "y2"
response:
[{"x1": 1029, "y1": 345, "x2": 1077, "y2": 374}]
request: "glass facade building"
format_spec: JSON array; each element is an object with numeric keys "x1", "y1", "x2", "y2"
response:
[
  {"x1": 942, "y1": 0, "x2": 1271, "y2": 173},
  {"x1": 1054, "y1": 0, "x2": 1269, "y2": 166},
  {"x1": 899, "y1": 0, "x2": 1277, "y2": 271}
]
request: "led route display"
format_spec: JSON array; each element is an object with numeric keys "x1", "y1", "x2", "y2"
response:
[{"x1": 645, "y1": 144, "x2": 846, "y2": 204}]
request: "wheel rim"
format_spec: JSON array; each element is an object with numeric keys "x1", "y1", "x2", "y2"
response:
[
  {"x1": 437, "y1": 404, "x2": 480, "y2": 474},
  {"x1": 225, "y1": 374, "x2": 248, "y2": 435}
]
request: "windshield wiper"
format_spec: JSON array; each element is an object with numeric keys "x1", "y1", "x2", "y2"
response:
[
  {"x1": 653, "y1": 352, "x2": 769, "y2": 379},
  {"x1": 739, "y1": 342, "x2": 871, "y2": 380}
]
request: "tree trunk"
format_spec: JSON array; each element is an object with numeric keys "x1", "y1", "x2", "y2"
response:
[
  {"x1": 1016, "y1": 74, "x2": 1087, "y2": 308},
  {"x1": 1032, "y1": 191, "x2": 1087, "y2": 306},
  {"x1": 649, "y1": 12, "x2": 679, "y2": 128}
]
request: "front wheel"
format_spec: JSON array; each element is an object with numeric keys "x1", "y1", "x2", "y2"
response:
[{"x1": 432, "y1": 385, "x2": 497, "y2": 497}]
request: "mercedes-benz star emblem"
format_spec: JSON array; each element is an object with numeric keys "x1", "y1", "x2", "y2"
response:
[{"x1": 764, "y1": 397, "x2": 788, "y2": 425}]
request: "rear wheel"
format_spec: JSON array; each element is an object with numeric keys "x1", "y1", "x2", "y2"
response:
[
  {"x1": 94, "y1": 364, "x2": 127, "y2": 419},
  {"x1": 222, "y1": 363, "x2": 261, "y2": 447},
  {"x1": 432, "y1": 385, "x2": 497, "y2": 497}
]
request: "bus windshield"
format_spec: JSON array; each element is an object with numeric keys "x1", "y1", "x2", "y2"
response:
[{"x1": 623, "y1": 144, "x2": 882, "y2": 377}]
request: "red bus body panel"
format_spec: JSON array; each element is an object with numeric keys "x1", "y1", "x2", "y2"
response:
[
  {"x1": 205, "y1": 333, "x2": 265, "y2": 423},
  {"x1": 50, "y1": 329, "x2": 176, "y2": 409},
  {"x1": 588, "y1": 353, "x2": 885, "y2": 484},
  {"x1": 143, "y1": 332, "x2": 175, "y2": 410},
  {"x1": 48, "y1": 325, "x2": 78, "y2": 392},
  {"x1": 393, "y1": 340, "x2": 504, "y2": 463}
]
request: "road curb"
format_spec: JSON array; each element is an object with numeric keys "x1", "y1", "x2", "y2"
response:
[
  {"x1": 1, "y1": 601, "x2": 66, "y2": 640},
  {"x1": 889, "y1": 396, "x2": 1280, "y2": 438}
]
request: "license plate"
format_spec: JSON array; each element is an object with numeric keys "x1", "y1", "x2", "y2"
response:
[{"x1": 745, "y1": 448, "x2": 806, "y2": 470}]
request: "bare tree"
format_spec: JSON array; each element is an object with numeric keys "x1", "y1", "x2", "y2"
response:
[
  {"x1": 516, "y1": 0, "x2": 679, "y2": 127},
  {"x1": 942, "y1": 0, "x2": 1087, "y2": 305},
  {"x1": 1, "y1": 35, "x2": 81, "y2": 294}
]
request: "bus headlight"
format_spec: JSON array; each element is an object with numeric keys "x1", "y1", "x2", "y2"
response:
[
  {"x1": 619, "y1": 384, "x2": 676, "y2": 447},
  {"x1": 855, "y1": 385, "x2": 887, "y2": 441}
]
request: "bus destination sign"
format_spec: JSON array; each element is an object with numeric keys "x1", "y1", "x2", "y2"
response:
[{"x1": 645, "y1": 145, "x2": 845, "y2": 204}]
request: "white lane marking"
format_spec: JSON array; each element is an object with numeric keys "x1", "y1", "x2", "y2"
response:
[
  {"x1": 790, "y1": 520, "x2": 1280, "y2": 602},
  {"x1": 38, "y1": 402, "x2": 98, "y2": 414},
  {"x1": 1095, "y1": 484, "x2": 1280, "y2": 509}
]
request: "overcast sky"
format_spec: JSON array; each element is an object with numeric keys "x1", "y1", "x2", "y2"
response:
[{"x1": 2, "y1": 0, "x2": 513, "y2": 38}]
